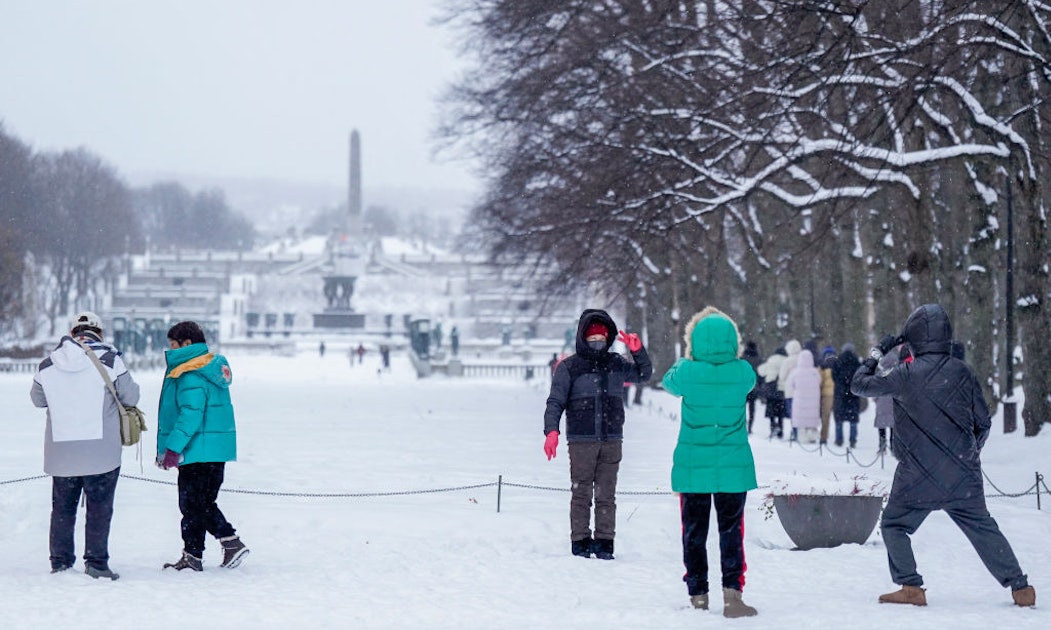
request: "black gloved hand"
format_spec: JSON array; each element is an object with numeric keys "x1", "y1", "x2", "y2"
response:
[
  {"x1": 862, "y1": 357, "x2": 878, "y2": 372},
  {"x1": 876, "y1": 334, "x2": 903, "y2": 355}
]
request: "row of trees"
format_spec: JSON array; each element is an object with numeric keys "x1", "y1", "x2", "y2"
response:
[
  {"x1": 441, "y1": 1, "x2": 1051, "y2": 434},
  {"x1": 0, "y1": 124, "x2": 255, "y2": 337}
]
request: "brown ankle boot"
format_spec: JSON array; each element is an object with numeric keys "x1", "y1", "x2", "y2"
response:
[
  {"x1": 878, "y1": 585, "x2": 927, "y2": 606},
  {"x1": 722, "y1": 587, "x2": 758, "y2": 618},
  {"x1": 690, "y1": 593, "x2": 709, "y2": 610},
  {"x1": 1012, "y1": 585, "x2": 1036, "y2": 607}
]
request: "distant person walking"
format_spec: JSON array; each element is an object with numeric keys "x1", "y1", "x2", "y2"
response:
[
  {"x1": 831, "y1": 343, "x2": 861, "y2": 447},
  {"x1": 543, "y1": 309, "x2": 652, "y2": 560},
  {"x1": 852, "y1": 304, "x2": 1035, "y2": 607},
  {"x1": 818, "y1": 346, "x2": 837, "y2": 445},
  {"x1": 662, "y1": 306, "x2": 758, "y2": 617},
  {"x1": 742, "y1": 341, "x2": 762, "y2": 434},
  {"x1": 756, "y1": 347, "x2": 787, "y2": 438},
  {"x1": 356, "y1": 343, "x2": 366, "y2": 364},
  {"x1": 30, "y1": 311, "x2": 140, "y2": 579},
  {"x1": 777, "y1": 339, "x2": 802, "y2": 430},
  {"x1": 158, "y1": 321, "x2": 249, "y2": 572},
  {"x1": 785, "y1": 349, "x2": 821, "y2": 443}
]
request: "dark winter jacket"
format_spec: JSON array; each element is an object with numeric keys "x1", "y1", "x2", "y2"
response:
[
  {"x1": 851, "y1": 304, "x2": 990, "y2": 509},
  {"x1": 742, "y1": 342, "x2": 761, "y2": 402},
  {"x1": 831, "y1": 345, "x2": 861, "y2": 423},
  {"x1": 544, "y1": 309, "x2": 652, "y2": 443}
]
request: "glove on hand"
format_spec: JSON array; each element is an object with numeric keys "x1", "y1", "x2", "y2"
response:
[
  {"x1": 544, "y1": 431, "x2": 559, "y2": 460},
  {"x1": 869, "y1": 334, "x2": 902, "y2": 363},
  {"x1": 160, "y1": 449, "x2": 180, "y2": 470},
  {"x1": 862, "y1": 357, "x2": 879, "y2": 372},
  {"x1": 617, "y1": 330, "x2": 642, "y2": 353},
  {"x1": 876, "y1": 334, "x2": 903, "y2": 356}
]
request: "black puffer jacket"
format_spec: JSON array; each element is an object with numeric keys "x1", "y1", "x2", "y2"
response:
[
  {"x1": 544, "y1": 309, "x2": 653, "y2": 443},
  {"x1": 832, "y1": 346, "x2": 861, "y2": 422},
  {"x1": 851, "y1": 304, "x2": 990, "y2": 508}
]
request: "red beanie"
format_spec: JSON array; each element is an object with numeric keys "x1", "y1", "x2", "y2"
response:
[{"x1": 584, "y1": 322, "x2": 607, "y2": 338}]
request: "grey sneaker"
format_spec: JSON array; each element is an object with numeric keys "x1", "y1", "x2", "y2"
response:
[
  {"x1": 163, "y1": 551, "x2": 203, "y2": 572},
  {"x1": 219, "y1": 536, "x2": 249, "y2": 569},
  {"x1": 85, "y1": 565, "x2": 120, "y2": 580}
]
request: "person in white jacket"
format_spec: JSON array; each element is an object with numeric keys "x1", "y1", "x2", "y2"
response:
[
  {"x1": 786, "y1": 350, "x2": 822, "y2": 443},
  {"x1": 777, "y1": 339, "x2": 802, "y2": 431},
  {"x1": 757, "y1": 348, "x2": 787, "y2": 438},
  {"x1": 29, "y1": 312, "x2": 139, "y2": 580}
]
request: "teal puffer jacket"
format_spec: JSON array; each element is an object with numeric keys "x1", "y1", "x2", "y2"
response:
[
  {"x1": 157, "y1": 343, "x2": 237, "y2": 464},
  {"x1": 663, "y1": 307, "x2": 757, "y2": 494}
]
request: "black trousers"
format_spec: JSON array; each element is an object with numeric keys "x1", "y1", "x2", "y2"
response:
[
  {"x1": 50, "y1": 466, "x2": 120, "y2": 571},
  {"x1": 680, "y1": 492, "x2": 748, "y2": 595},
  {"x1": 178, "y1": 462, "x2": 236, "y2": 557}
]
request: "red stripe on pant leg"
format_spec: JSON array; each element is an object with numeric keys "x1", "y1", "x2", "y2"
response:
[
  {"x1": 680, "y1": 493, "x2": 688, "y2": 583},
  {"x1": 738, "y1": 515, "x2": 747, "y2": 590}
]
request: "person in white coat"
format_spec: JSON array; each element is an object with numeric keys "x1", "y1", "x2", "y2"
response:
[
  {"x1": 757, "y1": 348, "x2": 787, "y2": 438},
  {"x1": 777, "y1": 339, "x2": 802, "y2": 431},
  {"x1": 786, "y1": 350, "x2": 822, "y2": 443},
  {"x1": 29, "y1": 311, "x2": 140, "y2": 580}
]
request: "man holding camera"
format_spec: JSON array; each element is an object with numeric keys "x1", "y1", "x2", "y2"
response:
[{"x1": 851, "y1": 303, "x2": 1034, "y2": 607}]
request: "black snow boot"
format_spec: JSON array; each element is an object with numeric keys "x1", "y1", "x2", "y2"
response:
[
  {"x1": 219, "y1": 535, "x2": 249, "y2": 569},
  {"x1": 592, "y1": 538, "x2": 615, "y2": 560},
  {"x1": 163, "y1": 550, "x2": 203, "y2": 572},
  {"x1": 571, "y1": 537, "x2": 593, "y2": 558}
]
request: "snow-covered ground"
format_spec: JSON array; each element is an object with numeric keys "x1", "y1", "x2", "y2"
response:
[{"x1": 1, "y1": 349, "x2": 1048, "y2": 629}]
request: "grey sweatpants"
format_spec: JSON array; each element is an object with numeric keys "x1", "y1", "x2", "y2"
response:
[
  {"x1": 881, "y1": 501, "x2": 1029, "y2": 590},
  {"x1": 568, "y1": 441, "x2": 622, "y2": 541}
]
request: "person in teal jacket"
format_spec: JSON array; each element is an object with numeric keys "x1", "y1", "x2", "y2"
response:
[
  {"x1": 157, "y1": 321, "x2": 249, "y2": 572},
  {"x1": 662, "y1": 306, "x2": 758, "y2": 618}
]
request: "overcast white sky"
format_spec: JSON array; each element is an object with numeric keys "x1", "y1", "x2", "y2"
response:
[{"x1": 0, "y1": 0, "x2": 479, "y2": 193}]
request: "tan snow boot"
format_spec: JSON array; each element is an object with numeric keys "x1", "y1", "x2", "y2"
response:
[
  {"x1": 1012, "y1": 586, "x2": 1036, "y2": 607},
  {"x1": 878, "y1": 585, "x2": 927, "y2": 606},
  {"x1": 722, "y1": 587, "x2": 757, "y2": 618},
  {"x1": 690, "y1": 593, "x2": 709, "y2": 610}
]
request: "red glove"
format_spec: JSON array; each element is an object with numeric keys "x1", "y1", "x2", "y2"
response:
[
  {"x1": 618, "y1": 330, "x2": 642, "y2": 353},
  {"x1": 544, "y1": 431, "x2": 559, "y2": 460},
  {"x1": 160, "y1": 449, "x2": 181, "y2": 470}
]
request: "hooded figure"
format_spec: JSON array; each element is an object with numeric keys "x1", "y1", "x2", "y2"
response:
[
  {"x1": 831, "y1": 343, "x2": 862, "y2": 446},
  {"x1": 786, "y1": 349, "x2": 821, "y2": 441},
  {"x1": 158, "y1": 320, "x2": 249, "y2": 573},
  {"x1": 543, "y1": 308, "x2": 652, "y2": 560},
  {"x1": 662, "y1": 307, "x2": 758, "y2": 617},
  {"x1": 30, "y1": 312, "x2": 140, "y2": 579},
  {"x1": 851, "y1": 304, "x2": 1035, "y2": 607}
]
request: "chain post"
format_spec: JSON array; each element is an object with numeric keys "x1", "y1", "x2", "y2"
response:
[
  {"x1": 1037, "y1": 472, "x2": 1042, "y2": 511},
  {"x1": 497, "y1": 475, "x2": 503, "y2": 513}
]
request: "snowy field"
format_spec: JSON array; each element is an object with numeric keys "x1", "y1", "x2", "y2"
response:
[{"x1": 1, "y1": 347, "x2": 1048, "y2": 629}]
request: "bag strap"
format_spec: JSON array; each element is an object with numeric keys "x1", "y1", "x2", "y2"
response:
[{"x1": 74, "y1": 338, "x2": 131, "y2": 422}]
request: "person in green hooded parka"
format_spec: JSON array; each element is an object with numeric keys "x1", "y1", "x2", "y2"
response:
[
  {"x1": 662, "y1": 306, "x2": 758, "y2": 618},
  {"x1": 157, "y1": 320, "x2": 249, "y2": 572}
]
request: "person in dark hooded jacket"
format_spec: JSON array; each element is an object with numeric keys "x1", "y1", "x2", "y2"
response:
[
  {"x1": 543, "y1": 309, "x2": 652, "y2": 559},
  {"x1": 851, "y1": 304, "x2": 1035, "y2": 608},
  {"x1": 831, "y1": 343, "x2": 861, "y2": 447}
]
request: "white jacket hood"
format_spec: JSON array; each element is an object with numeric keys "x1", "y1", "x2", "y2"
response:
[{"x1": 49, "y1": 337, "x2": 96, "y2": 373}]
